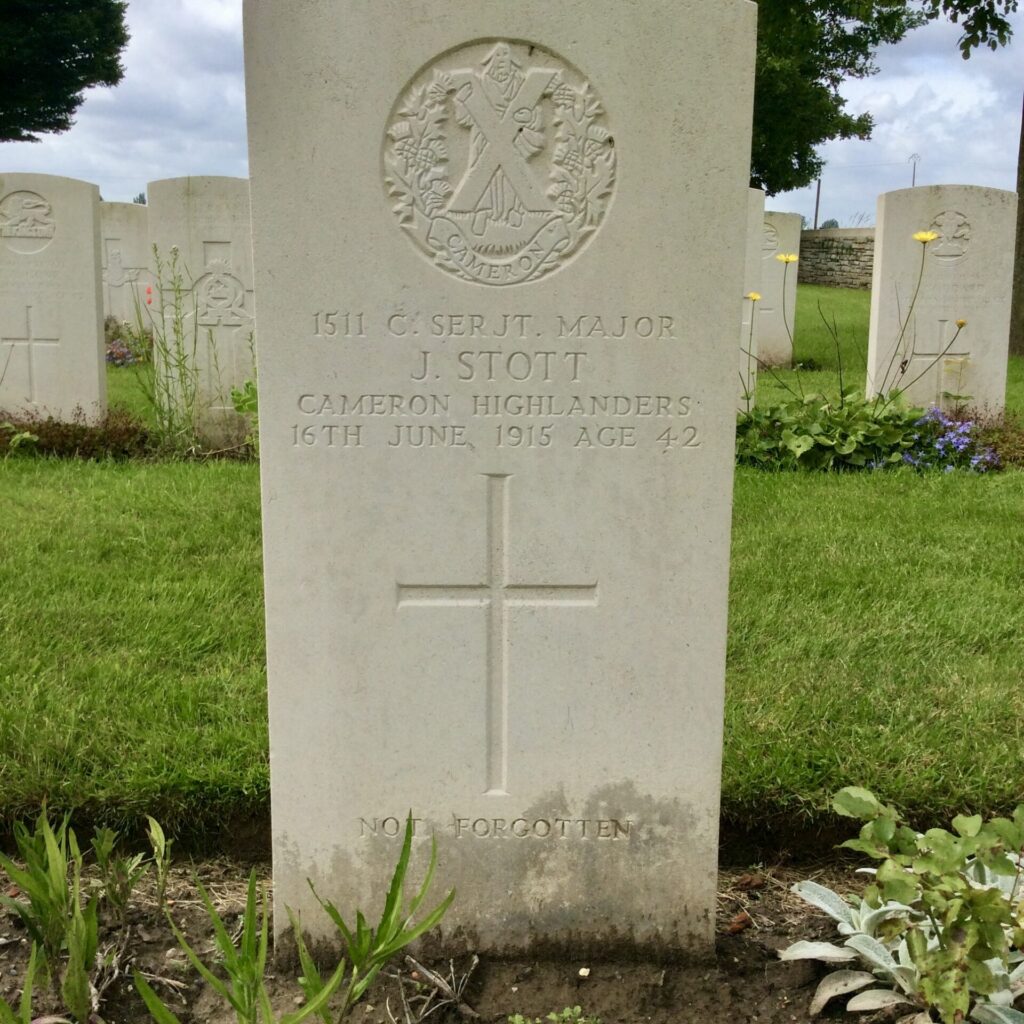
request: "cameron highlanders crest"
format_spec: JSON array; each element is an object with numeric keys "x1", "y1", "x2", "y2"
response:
[{"x1": 384, "y1": 40, "x2": 616, "y2": 287}]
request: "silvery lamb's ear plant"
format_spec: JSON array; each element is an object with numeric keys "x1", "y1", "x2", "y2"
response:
[{"x1": 780, "y1": 787, "x2": 1024, "y2": 1024}]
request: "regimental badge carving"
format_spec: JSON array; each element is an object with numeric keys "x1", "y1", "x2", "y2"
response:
[
  {"x1": 384, "y1": 40, "x2": 616, "y2": 287},
  {"x1": 928, "y1": 210, "x2": 971, "y2": 263},
  {"x1": 0, "y1": 191, "x2": 56, "y2": 254},
  {"x1": 104, "y1": 248, "x2": 139, "y2": 288},
  {"x1": 196, "y1": 259, "x2": 251, "y2": 328},
  {"x1": 761, "y1": 221, "x2": 779, "y2": 257}
]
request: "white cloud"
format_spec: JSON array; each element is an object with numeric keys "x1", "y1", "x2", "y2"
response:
[
  {"x1": 0, "y1": 1, "x2": 1020, "y2": 220},
  {"x1": 773, "y1": 9, "x2": 1024, "y2": 227},
  {"x1": 0, "y1": 0, "x2": 247, "y2": 200}
]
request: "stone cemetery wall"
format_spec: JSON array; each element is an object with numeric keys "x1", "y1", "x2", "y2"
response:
[
  {"x1": 739, "y1": 188, "x2": 765, "y2": 403},
  {"x1": 867, "y1": 185, "x2": 1017, "y2": 414},
  {"x1": 147, "y1": 176, "x2": 255, "y2": 445},
  {"x1": 798, "y1": 228, "x2": 875, "y2": 289},
  {"x1": 100, "y1": 202, "x2": 155, "y2": 324},
  {"x1": 0, "y1": 173, "x2": 106, "y2": 422},
  {"x1": 244, "y1": 0, "x2": 757, "y2": 956},
  {"x1": 758, "y1": 211, "x2": 801, "y2": 366}
]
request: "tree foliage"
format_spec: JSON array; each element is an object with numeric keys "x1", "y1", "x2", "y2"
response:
[
  {"x1": 752, "y1": 0, "x2": 1018, "y2": 195},
  {"x1": 0, "y1": 0, "x2": 129, "y2": 143}
]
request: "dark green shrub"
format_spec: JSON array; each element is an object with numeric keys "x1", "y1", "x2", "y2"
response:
[
  {"x1": 0, "y1": 408, "x2": 150, "y2": 459},
  {"x1": 736, "y1": 391, "x2": 922, "y2": 470}
]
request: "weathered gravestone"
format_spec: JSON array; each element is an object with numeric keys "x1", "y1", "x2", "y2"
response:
[
  {"x1": 147, "y1": 176, "x2": 255, "y2": 443},
  {"x1": 740, "y1": 188, "x2": 765, "y2": 403},
  {"x1": 100, "y1": 201, "x2": 155, "y2": 324},
  {"x1": 0, "y1": 173, "x2": 106, "y2": 422},
  {"x1": 757, "y1": 211, "x2": 801, "y2": 366},
  {"x1": 867, "y1": 185, "x2": 1017, "y2": 413},
  {"x1": 244, "y1": 0, "x2": 756, "y2": 955}
]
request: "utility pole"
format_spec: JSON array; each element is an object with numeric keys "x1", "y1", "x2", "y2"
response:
[
  {"x1": 909, "y1": 153, "x2": 921, "y2": 187},
  {"x1": 813, "y1": 177, "x2": 821, "y2": 229}
]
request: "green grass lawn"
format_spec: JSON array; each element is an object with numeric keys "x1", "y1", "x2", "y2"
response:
[
  {"x1": 105, "y1": 363, "x2": 155, "y2": 424},
  {"x1": 755, "y1": 284, "x2": 1024, "y2": 412},
  {"x1": 0, "y1": 460, "x2": 267, "y2": 836},
  {"x1": 1, "y1": 458, "x2": 1022, "y2": 846},
  {"x1": 1, "y1": 286, "x2": 1020, "y2": 849}
]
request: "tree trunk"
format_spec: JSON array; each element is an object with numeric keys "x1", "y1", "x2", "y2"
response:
[{"x1": 1011, "y1": 89, "x2": 1024, "y2": 356}]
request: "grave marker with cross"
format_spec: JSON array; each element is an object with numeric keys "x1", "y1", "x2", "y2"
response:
[
  {"x1": 0, "y1": 306, "x2": 60, "y2": 408},
  {"x1": 397, "y1": 473, "x2": 598, "y2": 796},
  {"x1": 901, "y1": 318, "x2": 970, "y2": 408}
]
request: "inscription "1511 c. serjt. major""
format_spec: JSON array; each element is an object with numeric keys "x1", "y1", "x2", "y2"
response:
[{"x1": 312, "y1": 312, "x2": 678, "y2": 341}]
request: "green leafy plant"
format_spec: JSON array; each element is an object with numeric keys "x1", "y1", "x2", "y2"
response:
[
  {"x1": 59, "y1": 866, "x2": 101, "y2": 1024},
  {"x1": 136, "y1": 870, "x2": 343, "y2": 1024},
  {"x1": 0, "y1": 811, "x2": 113, "y2": 1021},
  {"x1": 127, "y1": 245, "x2": 203, "y2": 454},
  {"x1": 230, "y1": 376, "x2": 259, "y2": 457},
  {"x1": 736, "y1": 390, "x2": 922, "y2": 470},
  {"x1": 781, "y1": 787, "x2": 1024, "y2": 1023},
  {"x1": 90, "y1": 827, "x2": 147, "y2": 928},
  {"x1": 304, "y1": 813, "x2": 455, "y2": 1022},
  {"x1": 0, "y1": 810, "x2": 79, "y2": 976},
  {"x1": 0, "y1": 421, "x2": 39, "y2": 457},
  {"x1": 0, "y1": 944, "x2": 71, "y2": 1024},
  {"x1": 146, "y1": 816, "x2": 172, "y2": 916}
]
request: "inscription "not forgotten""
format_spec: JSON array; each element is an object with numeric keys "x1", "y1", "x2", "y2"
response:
[{"x1": 359, "y1": 815, "x2": 633, "y2": 840}]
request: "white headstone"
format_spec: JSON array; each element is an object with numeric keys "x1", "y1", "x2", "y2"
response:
[
  {"x1": 147, "y1": 176, "x2": 255, "y2": 444},
  {"x1": 100, "y1": 201, "x2": 155, "y2": 325},
  {"x1": 740, "y1": 188, "x2": 765, "y2": 405},
  {"x1": 867, "y1": 185, "x2": 1017, "y2": 413},
  {"x1": 757, "y1": 211, "x2": 801, "y2": 367},
  {"x1": 244, "y1": 0, "x2": 756, "y2": 955},
  {"x1": 0, "y1": 173, "x2": 106, "y2": 422}
]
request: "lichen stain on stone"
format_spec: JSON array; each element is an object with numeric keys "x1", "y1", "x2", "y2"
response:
[{"x1": 273, "y1": 783, "x2": 717, "y2": 960}]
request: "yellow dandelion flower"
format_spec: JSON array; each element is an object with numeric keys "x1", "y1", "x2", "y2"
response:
[
  {"x1": 746, "y1": 291, "x2": 762, "y2": 302},
  {"x1": 913, "y1": 230, "x2": 939, "y2": 243},
  {"x1": 956, "y1": 318, "x2": 967, "y2": 328},
  {"x1": 775, "y1": 253, "x2": 799, "y2": 264}
]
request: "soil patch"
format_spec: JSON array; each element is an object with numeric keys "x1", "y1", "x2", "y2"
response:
[{"x1": 0, "y1": 861, "x2": 870, "y2": 1024}]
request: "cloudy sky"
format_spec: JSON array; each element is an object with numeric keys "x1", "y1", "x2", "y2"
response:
[{"x1": 0, "y1": 0, "x2": 1020, "y2": 227}]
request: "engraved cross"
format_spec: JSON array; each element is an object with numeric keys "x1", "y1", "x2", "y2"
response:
[
  {"x1": 0, "y1": 306, "x2": 60, "y2": 404},
  {"x1": 905, "y1": 318, "x2": 970, "y2": 403},
  {"x1": 397, "y1": 474, "x2": 597, "y2": 796},
  {"x1": 448, "y1": 70, "x2": 556, "y2": 214}
]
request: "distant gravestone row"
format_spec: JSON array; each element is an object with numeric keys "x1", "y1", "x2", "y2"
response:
[
  {"x1": 1, "y1": 173, "x2": 255, "y2": 437},
  {"x1": 1, "y1": 171, "x2": 1018, "y2": 429}
]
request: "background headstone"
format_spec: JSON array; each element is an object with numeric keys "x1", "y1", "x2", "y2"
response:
[
  {"x1": 758, "y1": 211, "x2": 801, "y2": 367},
  {"x1": 245, "y1": 0, "x2": 756, "y2": 955},
  {"x1": 0, "y1": 173, "x2": 106, "y2": 422},
  {"x1": 740, "y1": 187, "x2": 765, "y2": 404},
  {"x1": 147, "y1": 176, "x2": 255, "y2": 444},
  {"x1": 867, "y1": 185, "x2": 1017, "y2": 413},
  {"x1": 100, "y1": 201, "x2": 155, "y2": 324}
]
